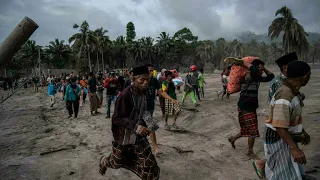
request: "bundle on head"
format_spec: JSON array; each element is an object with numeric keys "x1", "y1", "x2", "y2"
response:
[
  {"x1": 170, "y1": 69, "x2": 179, "y2": 78},
  {"x1": 224, "y1": 56, "x2": 259, "y2": 94}
]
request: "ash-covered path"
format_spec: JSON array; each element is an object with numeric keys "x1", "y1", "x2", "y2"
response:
[{"x1": 1, "y1": 71, "x2": 319, "y2": 180}]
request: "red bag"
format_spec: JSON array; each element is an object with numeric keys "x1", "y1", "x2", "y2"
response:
[{"x1": 227, "y1": 56, "x2": 259, "y2": 94}]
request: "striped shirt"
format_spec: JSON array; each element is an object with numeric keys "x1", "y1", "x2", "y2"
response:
[
  {"x1": 265, "y1": 83, "x2": 303, "y2": 134},
  {"x1": 268, "y1": 74, "x2": 305, "y2": 104},
  {"x1": 238, "y1": 66, "x2": 275, "y2": 111},
  {"x1": 268, "y1": 74, "x2": 285, "y2": 104}
]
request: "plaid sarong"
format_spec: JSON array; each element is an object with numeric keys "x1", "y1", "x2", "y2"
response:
[
  {"x1": 238, "y1": 108, "x2": 260, "y2": 138},
  {"x1": 104, "y1": 138, "x2": 160, "y2": 180},
  {"x1": 165, "y1": 99, "x2": 181, "y2": 116}
]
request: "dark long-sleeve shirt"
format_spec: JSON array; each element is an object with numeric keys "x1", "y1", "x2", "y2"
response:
[
  {"x1": 238, "y1": 66, "x2": 275, "y2": 112},
  {"x1": 112, "y1": 85, "x2": 147, "y2": 145}
]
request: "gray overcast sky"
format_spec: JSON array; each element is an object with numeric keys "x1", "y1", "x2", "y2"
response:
[{"x1": 0, "y1": 0, "x2": 319, "y2": 46}]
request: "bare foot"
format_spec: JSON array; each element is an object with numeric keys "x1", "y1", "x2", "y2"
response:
[
  {"x1": 154, "y1": 147, "x2": 162, "y2": 156},
  {"x1": 228, "y1": 137, "x2": 236, "y2": 149},
  {"x1": 254, "y1": 160, "x2": 266, "y2": 177},
  {"x1": 252, "y1": 160, "x2": 266, "y2": 179}
]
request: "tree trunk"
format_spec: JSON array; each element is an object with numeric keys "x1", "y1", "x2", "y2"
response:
[
  {"x1": 0, "y1": 16, "x2": 39, "y2": 65},
  {"x1": 96, "y1": 52, "x2": 99, "y2": 72},
  {"x1": 88, "y1": 50, "x2": 92, "y2": 72},
  {"x1": 101, "y1": 51, "x2": 105, "y2": 72}
]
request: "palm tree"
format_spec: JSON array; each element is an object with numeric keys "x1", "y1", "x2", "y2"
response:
[
  {"x1": 196, "y1": 40, "x2": 214, "y2": 62},
  {"x1": 17, "y1": 40, "x2": 42, "y2": 74},
  {"x1": 268, "y1": 6, "x2": 309, "y2": 55},
  {"x1": 230, "y1": 39, "x2": 244, "y2": 57},
  {"x1": 156, "y1": 32, "x2": 172, "y2": 63},
  {"x1": 69, "y1": 21, "x2": 96, "y2": 72},
  {"x1": 156, "y1": 32, "x2": 171, "y2": 49},
  {"x1": 45, "y1": 38, "x2": 72, "y2": 68},
  {"x1": 113, "y1": 36, "x2": 127, "y2": 68},
  {"x1": 94, "y1": 27, "x2": 110, "y2": 72},
  {"x1": 215, "y1": 38, "x2": 230, "y2": 69},
  {"x1": 259, "y1": 41, "x2": 271, "y2": 63}
]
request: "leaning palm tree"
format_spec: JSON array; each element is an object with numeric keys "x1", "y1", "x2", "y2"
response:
[
  {"x1": 69, "y1": 21, "x2": 96, "y2": 72},
  {"x1": 268, "y1": 6, "x2": 309, "y2": 55}
]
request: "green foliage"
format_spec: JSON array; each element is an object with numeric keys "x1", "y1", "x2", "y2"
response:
[
  {"x1": 126, "y1": 22, "x2": 136, "y2": 44},
  {"x1": 45, "y1": 38, "x2": 72, "y2": 69},
  {"x1": 11, "y1": 9, "x2": 319, "y2": 74},
  {"x1": 268, "y1": 6, "x2": 309, "y2": 55}
]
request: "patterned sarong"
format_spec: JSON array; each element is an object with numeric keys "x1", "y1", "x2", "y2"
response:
[
  {"x1": 165, "y1": 99, "x2": 181, "y2": 116},
  {"x1": 104, "y1": 138, "x2": 160, "y2": 180},
  {"x1": 238, "y1": 108, "x2": 260, "y2": 137},
  {"x1": 89, "y1": 93, "x2": 98, "y2": 112},
  {"x1": 264, "y1": 127, "x2": 304, "y2": 180}
]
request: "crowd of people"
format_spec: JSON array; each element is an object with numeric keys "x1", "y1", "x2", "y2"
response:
[
  {"x1": 98, "y1": 52, "x2": 312, "y2": 180},
  {"x1": 0, "y1": 77, "x2": 19, "y2": 92},
  {"x1": 7, "y1": 51, "x2": 313, "y2": 180}
]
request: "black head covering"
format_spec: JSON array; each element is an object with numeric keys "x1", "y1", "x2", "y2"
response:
[
  {"x1": 275, "y1": 52, "x2": 298, "y2": 69},
  {"x1": 252, "y1": 59, "x2": 265, "y2": 66},
  {"x1": 132, "y1": 66, "x2": 149, "y2": 76},
  {"x1": 165, "y1": 71, "x2": 173, "y2": 77},
  {"x1": 287, "y1": 61, "x2": 310, "y2": 78}
]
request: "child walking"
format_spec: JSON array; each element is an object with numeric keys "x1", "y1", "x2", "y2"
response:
[
  {"x1": 48, "y1": 80, "x2": 57, "y2": 108},
  {"x1": 162, "y1": 71, "x2": 181, "y2": 130}
]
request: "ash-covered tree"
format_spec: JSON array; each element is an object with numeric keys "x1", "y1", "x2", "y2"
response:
[{"x1": 126, "y1": 22, "x2": 136, "y2": 44}]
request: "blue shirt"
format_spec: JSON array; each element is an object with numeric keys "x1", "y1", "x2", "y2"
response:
[
  {"x1": 48, "y1": 83, "x2": 57, "y2": 96},
  {"x1": 64, "y1": 84, "x2": 81, "y2": 102}
]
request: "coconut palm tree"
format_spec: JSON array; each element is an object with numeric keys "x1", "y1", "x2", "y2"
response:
[
  {"x1": 139, "y1": 37, "x2": 155, "y2": 64},
  {"x1": 268, "y1": 6, "x2": 309, "y2": 55},
  {"x1": 196, "y1": 40, "x2": 214, "y2": 62},
  {"x1": 16, "y1": 40, "x2": 43, "y2": 74},
  {"x1": 45, "y1": 38, "x2": 72, "y2": 68},
  {"x1": 230, "y1": 39, "x2": 245, "y2": 57},
  {"x1": 69, "y1": 21, "x2": 96, "y2": 72},
  {"x1": 156, "y1": 32, "x2": 171, "y2": 49},
  {"x1": 156, "y1": 32, "x2": 173, "y2": 63},
  {"x1": 215, "y1": 38, "x2": 230, "y2": 69},
  {"x1": 113, "y1": 35, "x2": 128, "y2": 68},
  {"x1": 94, "y1": 27, "x2": 110, "y2": 72}
]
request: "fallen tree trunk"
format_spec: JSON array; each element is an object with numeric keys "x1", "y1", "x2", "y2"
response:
[{"x1": 0, "y1": 16, "x2": 39, "y2": 66}]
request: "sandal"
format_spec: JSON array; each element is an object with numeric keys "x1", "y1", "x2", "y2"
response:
[
  {"x1": 99, "y1": 155, "x2": 107, "y2": 175},
  {"x1": 252, "y1": 161, "x2": 265, "y2": 179}
]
